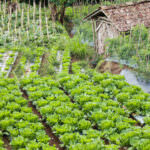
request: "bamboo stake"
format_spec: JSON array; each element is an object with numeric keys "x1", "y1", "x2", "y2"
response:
[
  {"x1": 33, "y1": 0, "x2": 36, "y2": 23},
  {"x1": 33, "y1": 0, "x2": 36, "y2": 34},
  {"x1": 7, "y1": 7, "x2": 12, "y2": 35},
  {"x1": 4, "y1": 0, "x2": 6, "y2": 18},
  {"x1": 39, "y1": 1, "x2": 43, "y2": 38},
  {"x1": 29, "y1": 0, "x2": 31, "y2": 10},
  {"x1": 27, "y1": 29, "x2": 29, "y2": 40},
  {"x1": 45, "y1": 16, "x2": 49, "y2": 39},
  {"x1": 0, "y1": 1, "x2": 1, "y2": 12},
  {"x1": 27, "y1": 3, "x2": 30, "y2": 27},
  {"x1": 15, "y1": 5, "x2": 18, "y2": 34},
  {"x1": 44, "y1": 1, "x2": 49, "y2": 39},
  {"x1": 92, "y1": 19, "x2": 96, "y2": 53},
  {"x1": 44, "y1": 0, "x2": 46, "y2": 11},
  {"x1": 19, "y1": 28, "x2": 21, "y2": 44},
  {"x1": 21, "y1": 8, "x2": 24, "y2": 29},
  {"x1": 27, "y1": 3, "x2": 30, "y2": 40},
  {"x1": 1, "y1": 15, "x2": 4, "y2": 34}
]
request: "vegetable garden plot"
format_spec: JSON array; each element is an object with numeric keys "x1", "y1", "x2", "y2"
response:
[
  {"x1": 20, "y1": 73, "x2": 150, "y2": 150},
  {"x1": 0, "y1": 51, "x2": 11, "y2": 74},
  {"x1": 11, "y1": 47, "x2": 44, "y2": 78},
  {"x1": 21, "y1": 76, "x2": 114, "y2": 150},
  {"x1": 0, "y1": 78, "x2": 57, "y2": 150},
  {"x1": 47, "y1": 49, "x2": 71, "y2": 76},
  {"x1": 0, "y1": 51, "x2": 18, "y2": 77},
  {"x1": 0, "y1": 2, "x2": 52, "y2": 47},
  {"x1": 21, "y1": 88, "x2": 63, "y2": 150},
  {"x1": 6, "y1": 52, "x2": 18, "y2": 77},
  {"x1": 24, "y1": 55, "x2": 43, "y2": 77},
  {"x1": 62, "y1": 49, "x2": 71, "y2": 74},
  {"x1": 24, "y1": 61, "x2": 34, "y2": 77},
  {"x1": 59, "y1": 73, "x2": 150, "y2": 149},
  {"x1": 1, "y1": 72, "x2": 150, "y2": 149},
  {"x1": 71, "y1": 62, "x2": 82, "y2": 74},
  {"x1": 52, "y1": 49, "x2": 71, "y2": 74},
  {"x1": 22, "y1": 57, "x2": 42, "y2": 77}
]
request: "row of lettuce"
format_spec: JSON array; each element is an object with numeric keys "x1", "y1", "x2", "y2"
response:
[
  {"x1": 0, "y1": 47, "x2": 82, "y2": 78},
  {"x1": 59, "y1": 72, "x2": 150, "y2": 150},
  {"x1": 21, "y1": 75, "x2": 117, "y2": 150},
  {"x1": 0, "y1": 47, "x2": 44, "y2": 78},
  {"x1": 20, "y1": 72, "x2": 150, "y2": 150},
  {"x1": 0, "y1": 49, "x2": 18, "y2": 77},
  {"x1": 0, "y1": 78, "x2": 57, "y2": 150}
]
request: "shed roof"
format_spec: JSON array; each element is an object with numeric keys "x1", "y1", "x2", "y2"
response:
[{"x1": 84, "y1": 0, "x2": 150, "y2": 32}]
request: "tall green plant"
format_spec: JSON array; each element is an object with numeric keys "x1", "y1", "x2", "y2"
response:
[
  {"x1": 65, "y1": 33, "x2": 89, "y2": 59},
  {"x1": 106, "y1": 25, "x2": 150, "y2": 75}
]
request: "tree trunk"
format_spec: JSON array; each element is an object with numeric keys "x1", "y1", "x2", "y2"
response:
[
  {"x1": 50, "y1": 3, "x2": 57, "y2": 23},
  {"x1": 59, "y1": 3, "x2": 66, "y2": 24}
]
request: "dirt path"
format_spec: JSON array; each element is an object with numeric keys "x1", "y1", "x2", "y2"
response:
[{"x1": 21, "y1": 89, "x2": 65, "y2": 150}]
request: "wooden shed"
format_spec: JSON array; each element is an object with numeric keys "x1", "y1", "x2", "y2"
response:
[{"x1": 84, "y1": 0, "x2": 150, "y2": 54}]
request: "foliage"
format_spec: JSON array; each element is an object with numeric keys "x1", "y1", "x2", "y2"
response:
[
  {"x1": 48, "y1": 0, "x2": 76, "y2": 6},
  {"x1": 65, "y1": 33, "x2": 90, "y2": 59},
  {"x1": 106, "y1": 25, "x2": 150, "y2": 76}
]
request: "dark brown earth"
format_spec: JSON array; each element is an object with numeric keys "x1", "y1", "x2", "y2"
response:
[
  {"x1": 99, "y1": 61, "x2": 129, "y2": 74},
  {"x1": 21, "y1": 88, "x2": 65, "y2": 150},
  {"x1": 3, "y1": 135, "x2": 11, "y2": 150}
]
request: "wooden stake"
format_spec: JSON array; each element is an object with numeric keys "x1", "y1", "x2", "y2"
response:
[
  {"x1": 39, "y1": 1, "x2": 42, "y2": 38},
  {"x1": 0, "y1": 1, "x2": 1, "y2": 12},
  {"x1": 92, "y1": 19, "x2": 96, "y2": 53},
  {"x1": 21, "y1": 9, "x2": 24, "y2": 29},
  {"x1": 46, "y1": 16, "x2": 49, "y2": 39}
]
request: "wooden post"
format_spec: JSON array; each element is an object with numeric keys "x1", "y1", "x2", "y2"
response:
[
  {"x1": 8, "y1": 7, "x2": 12, "y2": 34},
  {"x1": 39, "y1": 1, "x2": 42, "y2": 38},
  {"x1": 15, "y1": 5, "x2": 18, "y2": 33},
  {"x1": 21, "y1": 9, "x2": 24, "y2": 29},
  {"x1": 46, "y1": 16, "x2": 49, "y2": 39},
  {"x1": 27, "y1": 3, "x2": 30, "y2": 40},
  {"x1": 92, "y1": 19, "x2": 97, "y2": 53},
  {"x1": 0, "y1": 1, "x2": 1, "y2": 12},
  {"x1": 4, "y1": 0, "x2": 6, "y2": 18},
  {"x1": 19, "y1": 28, "x2": 21, "y2": 44}
]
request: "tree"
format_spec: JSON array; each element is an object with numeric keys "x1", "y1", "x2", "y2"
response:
[{"x1": 49, "y1": 0, "x2": 76, "y2": 24}]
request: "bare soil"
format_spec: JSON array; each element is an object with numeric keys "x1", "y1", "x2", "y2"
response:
[
  {"x1": 21, "y1": 88, "x2": 65, "y2": 150},
  {"x1": 99, "y1": 61, "x2": 130, "y2": 74},
  {"x1": 119, "y1": 147, "x2": 128, "y2": 150},
  {"x1": 3, "y1": 135, "x2": 11, "y2": 150}
]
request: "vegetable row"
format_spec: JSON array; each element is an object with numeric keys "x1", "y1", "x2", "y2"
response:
[
  {"x1": 21, "y1": 75, "x2": 116, "y2": 150},
  {"x1": 0, "y1": 78, "x2": 56, "y2": 150},
  {"x1": 0, "y1": 48, "x2": 18, "y2": 77},
  {"x1": 59, "y1": 72, "x2": 150, "y2": 150}
]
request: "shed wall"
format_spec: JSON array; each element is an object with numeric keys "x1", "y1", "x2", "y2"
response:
[{"x1": 96, "y1": 21, "x2": 119, "y2": 54}]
